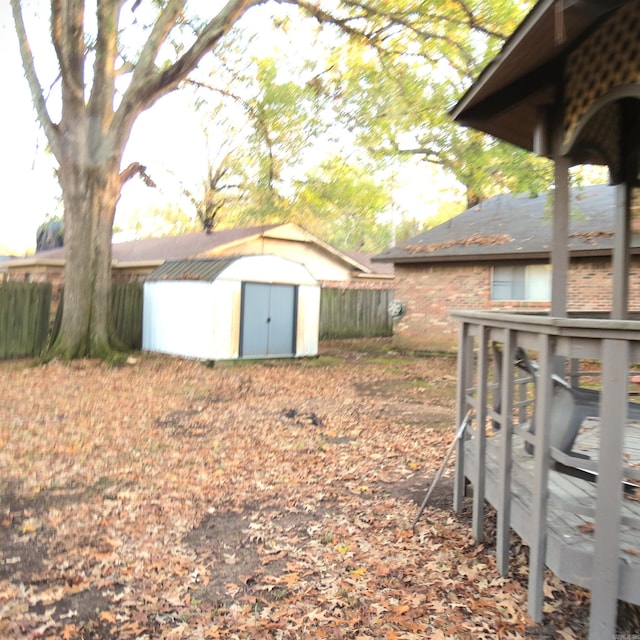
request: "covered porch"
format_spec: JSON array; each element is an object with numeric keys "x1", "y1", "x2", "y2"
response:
[{"x1": 448, "y1": 1, "x2": 640, "y2": 638}]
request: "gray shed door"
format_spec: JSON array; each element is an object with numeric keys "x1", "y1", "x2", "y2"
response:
[{"x1": 240, "y1": 283, "x2": 297, "y2": 357}]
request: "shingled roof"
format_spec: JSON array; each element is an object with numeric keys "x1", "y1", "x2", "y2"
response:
[
  {"x1": 17, "y1": 222, "x2": 394, "y2": 276},
  {"x1": 374, "y1": 184, "x2": 635, "y2": 264},
  {"x1": 32, "y1": 224, "x2": 283, "y2": 263}
]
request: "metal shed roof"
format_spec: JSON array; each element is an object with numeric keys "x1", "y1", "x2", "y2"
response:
[{"x1": 145, "y1": 258, "x2": 239, "y2": 282}]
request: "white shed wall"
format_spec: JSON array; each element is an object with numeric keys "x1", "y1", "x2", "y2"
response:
[
  {"x1": 143, "y1": 256, "x2": 320, "y2": 360},
  {"x1": 210, "y1": 280, "x2": 241, "y2": 359},
  {"x1": 296, "y1": 284, "x2": 321, "y2": 356},
  {"x1": 143, "y1": 281, "x2": 214, "y2": 359}
]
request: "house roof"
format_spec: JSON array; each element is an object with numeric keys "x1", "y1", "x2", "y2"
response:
[
  {"x1": 374, "y1": 184, "x2": 632, "y2": 264},
  {"x1": 343, "y1": 250, "x2": 394, "y2": 277},
  {"x1": 450, "y1": 0, "x2": 627, "y2": 151},
  {"x1": 8, "y1": 223, "x2": 391, "y2": 277},
  {"x1": 30, "y1": 224, "x2": 283, "y2": 263}
]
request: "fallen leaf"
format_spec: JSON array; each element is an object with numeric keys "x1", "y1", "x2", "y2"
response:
[{"x1": 578, "y1": 521, "x2": 595, "y2": 534}]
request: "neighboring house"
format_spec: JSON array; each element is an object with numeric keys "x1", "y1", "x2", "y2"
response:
[
  {"x1": 4, "y1": 223, "x2": 393, "y2": 294},
  {"x1": 0, "y1": 256, "x2": 13, "y2": 281},
  {"x1": 374, "y1": 184, "x2": 640, "y2": 353}
]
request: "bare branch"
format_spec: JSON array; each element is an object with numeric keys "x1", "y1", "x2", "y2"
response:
[
  {"x1": 119, "y1": 162, "x2": 157, "y2": 187},
  {"x1": 113, "y1": 0, "x2": 261, "y2": 151},
  {"x1": 51, "y1": 0, "x2": 86, "y2": 108},
  {"x1": 9, "y1": 0, "x2": 60, "y2": 158},
  {"x1": 88, "y1": 1, "x2": 122, "y2": 128}
]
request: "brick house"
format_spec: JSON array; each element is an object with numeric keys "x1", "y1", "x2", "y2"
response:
[{"x1": 374, "y1": 184, "x2": 640, "y2": 353}]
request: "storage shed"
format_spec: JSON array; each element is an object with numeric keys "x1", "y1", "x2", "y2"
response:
[{"x1": 142, "y1": 255, "x2": 320, "y2": 360}]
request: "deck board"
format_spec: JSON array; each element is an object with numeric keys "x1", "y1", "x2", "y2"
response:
[{"x1": 463, "y1": 419, "x2": 640, "y2": 604}]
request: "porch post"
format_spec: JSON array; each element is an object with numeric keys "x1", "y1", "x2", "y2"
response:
[
  {"x1": 551, "y1": 116, "x2": 570, "y2": 319},
  {"x1": 611, "y1": 182, "x2": 631, "y2": 319}
]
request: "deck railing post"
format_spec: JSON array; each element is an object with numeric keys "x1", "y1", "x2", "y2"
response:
[
  {"x1": 589, "y1": 338, "x2": 627, "y2": 640},
  {"x1": 497, "y1": 329, "x2": 514, "y2": 576},
  {"x1": 472, "y1": 326, "x2": 489, "y2": 541},
  {"x1": 454, "y1": 321, "x2": 473, "y2": 512},
  {"x1": 527, "y1": 333, "x2": 554, "y2": 622}
]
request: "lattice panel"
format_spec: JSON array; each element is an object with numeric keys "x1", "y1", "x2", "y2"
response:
[
  {"x1": 572, "y1": 102, "x2": 621, "y2": 178},
  {"x1": 633, "y1": 186, "x2": 640, "y2": 226},
  {"x1": 564, "y1": 0, "x2": 640, "y2": 148}
]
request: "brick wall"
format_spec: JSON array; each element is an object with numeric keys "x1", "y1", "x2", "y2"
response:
[
  {"x1": 392, "y1": 255, "x2": 640, "y2": 353},
  {"x1": 568, "y1": 256, "x2": 640, "y2": 312}
]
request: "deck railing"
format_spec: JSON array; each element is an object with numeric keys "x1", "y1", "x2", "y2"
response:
[{"x1": 450, "y1": 310, "x2": 640, "y2": 640}]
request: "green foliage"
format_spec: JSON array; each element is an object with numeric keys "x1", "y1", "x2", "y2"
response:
[
  {"x1": 77, "y1": 0, "x2": 551, "y2": 251},
  {"x1": 291, "y1": 158, "x2": 393, "y2": 251}
]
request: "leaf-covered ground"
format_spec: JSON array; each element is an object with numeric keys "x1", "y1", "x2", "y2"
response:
[{"x1": 0, "y1": 339, "x2": 593, "y2": 639}]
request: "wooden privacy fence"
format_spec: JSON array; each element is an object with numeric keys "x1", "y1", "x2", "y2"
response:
[
  {"x1": 0, "y1": 282, "x2": 52, "y2": 359},
  {"x1": 319, "y1": 288, "x2": 393, "y2": 339},
  {"x1": 1, "y1": 281, "x2": 143, "y2": 360},
  {"x1": 0, "y1": 282, "x2": 391, "y2": 360},
  {"x1": 50, "y1": 282, "x2": 143, "y2": 351},
  {"x1": 111, "y1": 281, "x2": 143, "y2": 350}
]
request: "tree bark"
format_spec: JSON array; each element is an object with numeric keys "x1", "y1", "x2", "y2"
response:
[{"x1": 50, "y1": 155, "x2": 122, "y2": 359}]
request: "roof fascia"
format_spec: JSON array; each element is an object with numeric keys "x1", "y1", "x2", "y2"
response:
[
  {"x1": 112, "y1": 260, "x2": 164, "y2": 269},
  {"x1": 353, "y1": 272, "x2": 394, "y2": 280},
  {"x1": 452, "y1": 58, "x2": 561, "y2": 125},
  {"x1": 5, "y1": 258, "x2": 65, "y2": 268},
  {"x1": 450, "y1": 0, "x2": 556, "y2": 121},
  {"x1": 386, "y1": 247, "x2": 628, "y2": 264}
]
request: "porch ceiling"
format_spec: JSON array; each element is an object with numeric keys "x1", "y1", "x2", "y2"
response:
[{"x1": 450, "y1": 0, "x2": 627, "y2": 152}]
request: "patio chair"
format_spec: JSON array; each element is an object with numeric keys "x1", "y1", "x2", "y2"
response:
[
  {"x1": 491, "y1": 343, "x2": 640, "y2": 483},
  {"x1": 511, "y1": 346, "x2": 640, "y2": 488}
]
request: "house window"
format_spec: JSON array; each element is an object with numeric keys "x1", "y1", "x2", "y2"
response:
[{"x1": 491, "y1": 264, "x2": 551, "y2": 301}]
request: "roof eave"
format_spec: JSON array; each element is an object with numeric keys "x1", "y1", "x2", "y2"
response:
[
  {"x1": 385, "y1": 247, "x2": 627, "y2": 264},
  {"x1": 450, "y1": 0, "x2": 556, "y2": 123},
  {"x1": 5, "y1": 258, "x2": 65, "y2": 268}
]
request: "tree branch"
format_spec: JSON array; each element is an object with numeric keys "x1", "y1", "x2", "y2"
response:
[
  {"x1": 88, "y1": 0, "x2": 122, "y2": 130},
  {"x1": 51, "y1": 0, "x2": 86, "y2": 109},
  {"x1": 113, "y1": 0, "x2": 260, "y2": 151},
  {"x1": 119, "y1": 162, "x2": 157, "y2": 188},
  {"x1": 9, "y1": 0, "x2": 61, "y2": 159}
]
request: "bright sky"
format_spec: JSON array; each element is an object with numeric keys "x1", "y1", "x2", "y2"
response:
[
  {"x1": 0, "y1": 3, "x2": 214, "y2": 254},
  {"x1": 0, "y1": 3, "x2": 463, "y2": 256},
  {"x1": 1, "y1": 4, "x2": 58, "y2": 254}
]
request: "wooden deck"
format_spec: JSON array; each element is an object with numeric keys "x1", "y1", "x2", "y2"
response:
[
  {"x1": 451, "y1": 310, "x2": 640, "y2": 637},
  {"x1": 463, "y1": 418, "x2": 640, "y2": 604}
]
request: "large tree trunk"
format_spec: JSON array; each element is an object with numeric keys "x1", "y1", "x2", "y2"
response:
[{"x1": 50, "y1": 158, "x2": 121, "y2": 359}]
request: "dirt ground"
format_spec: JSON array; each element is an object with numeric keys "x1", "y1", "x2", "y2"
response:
[{"x1": 0, "y1": 338, "x2": 601, "y2": 638}]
